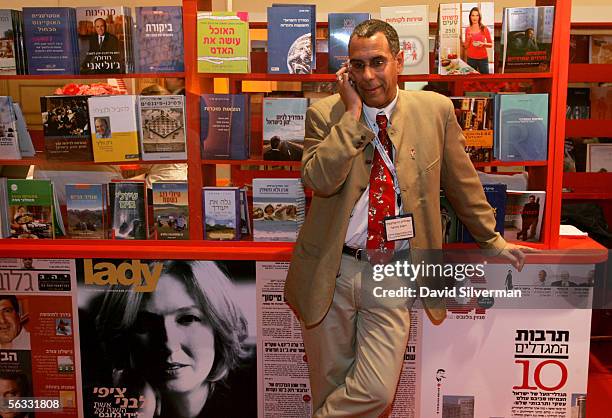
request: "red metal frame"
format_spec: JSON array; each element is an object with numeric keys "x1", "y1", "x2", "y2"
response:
[{"x1": 0, "y1": 0, "x2": 607, "y2": 259}]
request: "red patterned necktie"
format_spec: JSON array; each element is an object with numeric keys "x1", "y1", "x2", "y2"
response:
[{"x1": 366, "y1": 114, "x2": 395, "y2": 264}]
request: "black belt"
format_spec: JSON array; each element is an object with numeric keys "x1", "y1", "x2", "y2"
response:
[{"x1": 342, "y1": 245, "x2": 365, "y2": 261}]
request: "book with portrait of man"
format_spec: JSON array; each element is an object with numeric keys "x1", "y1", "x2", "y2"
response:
[{"x1": 76, "y1": 7, "x2": 133, "y2": 74}]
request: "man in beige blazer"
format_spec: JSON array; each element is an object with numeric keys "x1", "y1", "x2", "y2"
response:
[{"x1": 285, "y1": 19, "x2": 526, "y2": 417}]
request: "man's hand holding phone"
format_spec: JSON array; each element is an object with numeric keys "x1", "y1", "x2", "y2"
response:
[{"x1": 336, "y1": 62, "x2": 362, "y2": 120}]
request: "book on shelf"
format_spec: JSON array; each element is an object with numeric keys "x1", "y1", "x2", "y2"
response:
[
  {"x1": 12, "y1": 102, "x2": 35, "y2": 157},
  {"x1": 152, "y1": 180, "x2": 189, "y2": 240},
  {"x1": 108, "y1": 180, "x2": 147, "y2": 240},
  {"x1": 495, "y1": 93, "x2": 549, "y2": 162},
  {"x1": 252, "y1": 178, "x2": 305, "y2": 242},
  {"x1": 328, "y1": 13, "x2": 370, "y2": 73},
  {"x1": 23, "y1": 7, "x2": 79, "y2": 75},
  {"x1": 458, "y1": 183, "x2": 507, "y2": 243},
  {"x1": 262, "y1": 97, "x2": 308, "y2": 162},
  {"x1": 590, "y1": 86, "x2": 612, "y2": 119},
  {"x1": 6, "y1": 179, "x2": 55, "y2": 239},
  {"x1": 135, "y1": 6, "x2": 184, "y2": 73},
  {"x1": 440, "y1": 192, "x2": 459, "y2": 244},
  {"x1": 200, "y1": 93, "x2": 250, "y2": 160},
  {"x1": 380, "y1": 6, "x2": 429, "y2": 75},
  {"x1": 450, "y1": 96, "x2": 493, "y2": 163},
  {"x1": 65, "y1": 183, "x2": 107, "y2": 239},
  {"x1": 566, "y1": 88, "x2": 590, "y2": 120},
  {"x1": 267, "y1": 5, "x2": 316, "y2": 74},
  {"x1": 504, "y1": 190, "x2": 545, "y2": 242},
  {"x1": 196, "y1": 11, "x2": 249, "y2": 73},
  {"x1": 501, "y1": 6, "x2": 555, "y2": 73},
  {"x1": 202, "y1": 186, "x2": 241, "y2": 240},
  {"x1": 0, "y1": 10, "x2": 21, "y2": 75},
  {"x1": 586, "y1": 143, "x2": 612, "y2": 173},
  {"x1": 589, "y1": 35, "x2": 612, "y2": 64},
  {"x1": 138, "y1": 95, "x2": 186, "y2": 161},
  {"x1": 41, "y1": 95, "x2": 93, "y2": 161},
  {"x1": 570, "y1": 34, "x2": 590, "y2": 64},
  {"x1": 76, "y1": 7, "x2": 133, "y2": 74},
  {"x1": 460, "y1": 2, "x2": 495, "y2": 74},
  {"x1": 88, "y1": 95, "x2": 140, "y2": 163},
  {"x1": 239, "y1": 187, "x2": 251, "y2": 236},
  {"x1": 435, "y1": 3, "x2": 478, "y2": 76},
  {"x1": 0, "y1": 96, "x2": 22, "y2": 160}
]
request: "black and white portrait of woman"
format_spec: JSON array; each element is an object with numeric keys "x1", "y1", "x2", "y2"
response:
[{"x1": 78, "y1": 260, "x2": 257, "y2": 418}]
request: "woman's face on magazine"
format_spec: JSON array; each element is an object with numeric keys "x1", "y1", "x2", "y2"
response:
[{"x1": 131, "y1": 274, "x2": 216, "y2": 394}]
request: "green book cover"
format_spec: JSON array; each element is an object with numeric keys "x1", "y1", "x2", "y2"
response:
[
  {"x1": 197, "y1": 12, "x2": 249, "y2": 73},
  {"x1": 7, "y1": 179, "x2": 54, "y2": 239}
]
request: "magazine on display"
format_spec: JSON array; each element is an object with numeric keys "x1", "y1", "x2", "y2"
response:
[
  {"x1": 0, "y1": 258, "x2": 80, "y2": 417},
  {"x1": 76, "y1": 258, "x2": 257, "y2": 417}
]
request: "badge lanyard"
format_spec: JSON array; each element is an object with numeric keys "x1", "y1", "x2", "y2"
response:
[{"x1": 367, "y1": 115, "x2": 402, "y2": 208}]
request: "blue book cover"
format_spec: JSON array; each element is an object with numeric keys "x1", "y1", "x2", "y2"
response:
[
  {"x1": 202, "y1": 187, "x2": 241, "y2": 240},
  {"x1": 459, "y1": 183, "x2": 507, "y2": 243},
  {"x1": 328, "y1": 13, "x2": 370, "y2": 73},
  {"x1": 135, "y1": 6, "x2": 184, "y2": 73},
  {"x1": 267, "y1": 5, "x2": 314, "y2": 74},
  {"x1": 200, "y1": 93, "x2": 249, "y2": 160},
  {"x1": 262, "y1": 97, "x2": 307, "y2": 161},
  {"x1": 23, "y1": 7, "x2": 79, "y2": 75},
  {"x1": 498, "y1": 93, "x2": 549, "y2": 162},
  {"x1": 66, "y1": 184, "x2": 106, "y2": 239}
]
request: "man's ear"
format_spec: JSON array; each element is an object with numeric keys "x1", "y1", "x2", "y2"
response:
[{"x1": 395, "y1": 51, "x2": 405, "y2": 72}]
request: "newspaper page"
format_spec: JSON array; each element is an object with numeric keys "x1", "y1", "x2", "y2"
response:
[
  {"x1": 417, "y1": 262, "x2": 593, "y2": 418},
  {"x1": 0, "y1": 257, "x2": 79, "y2": 417},
  {"x1": 256, "y1": 262, "x2": 312, "y2": 418},
  {"x1": 76, "y1": 259, "x2": 257, "y2": 418}
]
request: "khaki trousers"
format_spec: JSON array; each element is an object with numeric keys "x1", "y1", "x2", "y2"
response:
[{"x1": 301, "y1": 254, "x2": 411, "y2": 418}]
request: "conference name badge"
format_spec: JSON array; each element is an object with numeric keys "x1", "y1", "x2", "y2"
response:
[{"x1": 383, "y1": 214, "x2": 415, "y2": 242}]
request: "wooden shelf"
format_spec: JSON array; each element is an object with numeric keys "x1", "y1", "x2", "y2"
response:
[
  {"x1": 568, "y1": 64, "x2": 612, "y2": 83},
  {"x1": 0, "y1": 153, "x2": 187, "y2": 166},
  {"x1": 565, "y1": 119, "x2": 612, "y2": 137},
  {"x1": 0, "y1": 72, "x2": 185, "y2": 80},
  {"x1": 197, "y1": 72, "x2": 553, "y2": 82}
]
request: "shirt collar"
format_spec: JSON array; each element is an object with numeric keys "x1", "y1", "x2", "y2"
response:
[{"x1": 362, "y1": 87, "x2": 399, "y2": 129}]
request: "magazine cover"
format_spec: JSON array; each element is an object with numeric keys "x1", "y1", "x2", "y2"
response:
[
  {"x1": 41, "y1": 95, "x2": 93, "y2": 161},
  {"x1": 76, "y1": 259, "x2": 257, "y2": 417},
  {"x1": 460, "y1": 2, "x2": 494, "y2": 74},
  {"x1": 262, "y1": 98, "x2": 307, "y2": 162},
  {"x1": 138, "y1": 95, "x2": 186, "y2": 160},
  {"x1": 76, "y1": 7, "x2": 132, "y2": 74},
  {"x1": 0, "y1": 258, "x2": 79, "y2": 417}
]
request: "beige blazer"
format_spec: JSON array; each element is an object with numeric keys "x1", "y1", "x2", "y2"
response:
[{"x1": 284, "y1": 90, "x2": 507, "y2": 328}]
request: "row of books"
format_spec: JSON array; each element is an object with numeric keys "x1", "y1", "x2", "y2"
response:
[
  {"x1": 570, "y1": 34, "x2": 612, "y2": 64},
  {"x1": 39, "y1": 94, "x2": 186, "y2": 162},
  {"x1": 197, "y1": 4, "x2": 554, "y2": 75},
  {"x1": 201, "y1": 92, "x2": 549, "y2": 164},
  {"x1": 0, "y1": 96, "x2": 35, "y2": 159},
  {"x1": 0, "y1": 6, "x2": 183, "y2": 75},
  {"x1": 566, "y1": 86, "x2": 612, "y2": 120},
  {"x1": 1, "y1": 178, "x2": 306, "y2": 242},
  {"x1": 441, "y1": 185, "x2": 546, "y2": 243}
]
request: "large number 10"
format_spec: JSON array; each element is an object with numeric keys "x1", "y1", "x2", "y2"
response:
[{"x1": 513, "y1": 360, "x2": 568, "y2": 391}]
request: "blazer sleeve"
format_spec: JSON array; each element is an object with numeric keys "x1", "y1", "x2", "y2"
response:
[
  {"x1": 439, "y1": 98, "x2": 507, "y2": 251},
  {"x1": 301, "y1": 104, "x2": 375, "y2": 196}
]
